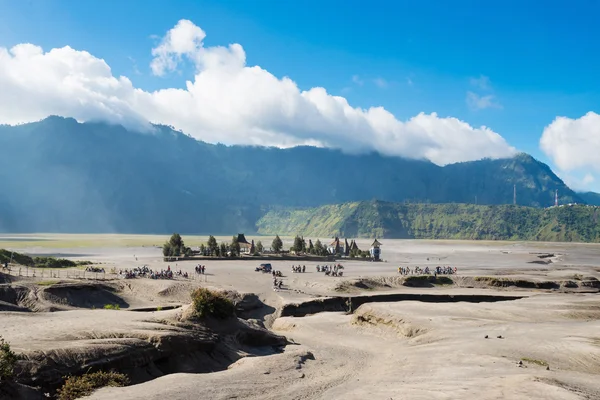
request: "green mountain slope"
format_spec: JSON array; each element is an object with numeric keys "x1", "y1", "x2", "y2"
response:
[
  {"x1": 0, "y1": 117, "x2": 584, "y2": 233},
  {"x1": 257, "y1": 201, "x2": 600, "y2": 242}
]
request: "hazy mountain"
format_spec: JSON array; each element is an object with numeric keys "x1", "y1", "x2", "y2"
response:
[
  {"x1": 257, "y1": 200, "x2": 600, "y2": 242},
  {"x1": 0, "y1": 117, "x2": 582, "y2": 233},
  {"x1": 578, "y1": 192, "x2": 600, "y2": 206}
]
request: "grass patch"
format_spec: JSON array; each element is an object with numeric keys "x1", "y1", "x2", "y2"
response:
[
  {"x1": 435, "y1": 276, "x2": 454, "y2": 285},
  {"x1": 521, "y1": 357, "x2": 549, "y2": 367},
  {"x1": 403, "y1": 275, "x2": 454, "y2": 287},
  {"x1": 474, "y1": 277, "x2": 558, "y2": 289},
  {"x1": 0, "y1": 336, "x2": 17, "y2": 382},
  {"x1": 57, "y1": 371, "x2": 129, "y2": 400},
  {"x1": 36, "y1": 280, "x2": 59, "y2": 286},
  {"x1": 191, "y1": 288, "x2": 235, "y2": 319},
  {"x1": 103, "y1": 304, "x2": 120, "y2": 310},
  {"x1": 156, "y1": 306, "x2": 163, "y2": 311}
]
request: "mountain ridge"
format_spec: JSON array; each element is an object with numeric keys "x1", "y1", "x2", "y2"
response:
[{"x1": 0, "y1": 116, "x2": 583, "y2": 233}]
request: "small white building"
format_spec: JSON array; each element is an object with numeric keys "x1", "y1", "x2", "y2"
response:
[{"x1": 369, "y1": 239, "x2": 382, "y2": 261}]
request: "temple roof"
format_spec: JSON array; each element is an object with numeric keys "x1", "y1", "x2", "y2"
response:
[
  {"x1": 371, "y1": 239, "x2": 382, "y2": 247},
  {"x1": 237, "y1": 234, "x2": 251, "y2": 245}
]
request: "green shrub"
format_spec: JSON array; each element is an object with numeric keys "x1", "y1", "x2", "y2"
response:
[
  {"x1": 57, "y1": 371, "x2": 129, "y2": 400},
  {"x1": 191, "y1": 288, "x2": 235, "y2": 319},
  {"x1": 103, "y1": 304, "x2": 120, "y2": 310},
  {"x1": 33, "y1": 257, "x2": 77, "y2": 268},
  {"x1": 0, "y1": 249, "x2": 34, "y2": 266},
  {"x1": 0, "y1": 336, "x2": 17, "y2": 382}
]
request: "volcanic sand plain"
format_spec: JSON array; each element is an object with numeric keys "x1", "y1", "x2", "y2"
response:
[{"x1": 2, "y1": 234, "x2": 600, "y2": 400}]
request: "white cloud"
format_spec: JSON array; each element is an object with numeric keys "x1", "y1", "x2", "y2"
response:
[
  {"x1": 540, "y1": 112, "x2": 600, "y2": 174},
  {"x1": 0, "y1": 19, "x2": 517, "y2": 165},
  {"x1": 583, "y1": 173, "x2": 595, "y2": 185},
  {"x1": 469, "y1": 75, "x2": 491, "y2": 90},
  {"x1": 466, "y1": 91, "x2": 502, "y2": 110},
  {"x1": 373, "y1": 77, "x2": 388, "y2": 88},
  {"x1": 351, "y1": 75, "x2": 363, "y2": 86}
]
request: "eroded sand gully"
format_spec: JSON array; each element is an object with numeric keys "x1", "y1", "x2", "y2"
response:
[{"x1": 2, "y1": 237, "x2": 600, "y2": 399}]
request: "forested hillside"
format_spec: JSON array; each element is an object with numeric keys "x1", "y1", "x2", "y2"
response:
[{"x1": 257, "y1": 201, "x2": 600, "y2": 242}]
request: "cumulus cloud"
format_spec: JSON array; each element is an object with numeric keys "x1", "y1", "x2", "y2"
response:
[
  {"x1": 540, "y1": 112, "x2": 600, "y2": 172},
  {"x1": 0, "y1": 19, "x2": 517, "y2": 165}
]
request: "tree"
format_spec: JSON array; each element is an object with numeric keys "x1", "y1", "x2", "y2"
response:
[
  {"x1": 314, "y1": 239, "x2": 327, "y2": 256},
  {"x1": 162, "y1": 243, "x2": 173, "y2": 257},
  {"x1": 256, "y1": 240, "x2": 264, "y2": 253},
  {"x1": 272, "y1": 235, "x2": 283, "y2": 253},
  {"x1": 292, "y1": 235, "x2": 304, "y2": 253},
  {"x1": 169, "y1": 233, "x2": 183, "y2": 252},
  {"x1": 163, "y1": 233, "x2": 188, "y2": 257},
  {"x1": 230, "y1": 235, "x2": 240, "y2": 257},
  {"x1": 207, "y1": 235, "x2": 218, "y2": 255},
  {"x1": 308, "y1": 239, "x2": 314, "y2": 254},
  {"x1": 214, "y1": 245, "x2": 220, "y2": 258},
  {"x1": 220, "y1": 243, "x2": 228, "y2": 258},
  {"x1": 199, "y1": 243, "x2": 206, "y2": 255}
]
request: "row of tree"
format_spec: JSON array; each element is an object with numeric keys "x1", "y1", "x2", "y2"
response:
[
  {"x1": 165, "y1": 233, "x2": 364, "y2": 258},
  {"x1": 290, "y1": 235, "x2": 329, "y2": 256}
]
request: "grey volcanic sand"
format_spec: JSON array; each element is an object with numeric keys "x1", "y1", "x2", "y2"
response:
[{"x1": 3, "y1": 237, "x2": 600, "y2": 399}]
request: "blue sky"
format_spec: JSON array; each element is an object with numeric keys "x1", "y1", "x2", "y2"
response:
[{"x1": 1, "y1": 0, "x2": 599, "y2": 190}]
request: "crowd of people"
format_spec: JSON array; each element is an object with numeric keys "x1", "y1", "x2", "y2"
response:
[
  {"x1": 397, "y1": 266, "x2": 457, "y2": 275},
  {"x1": 317, "y1": 264, "x2": 344, "y2": 277},
  {"x1": 195, "y1": 265, "x2": 206, "y2": 274},
  {"x1": 85, "y1": 266, "x2": 105, "y2": 273},
  {"x1": 291, "y1": 265, "x2": 306, "y2": 273},
  {"x1": 119, "y1": 265, "x2": 189, "y2": 280},
  {"x1": 272, "y1": 275, "x2": 283, "y2": 291}
]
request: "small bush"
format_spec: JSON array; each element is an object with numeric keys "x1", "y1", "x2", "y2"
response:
[
  {"x1": 57, "y1": 371, "x2": 129, "y2": 400},
  {"x1": 103, "y1": 304, "x2": 120, "y2": 310},
  {"x1": 521, "y1": 357, "x2": 548, "y2": 367},
  {"x1": 0, "y1": 336, "x2": 18, "y2": 382},
  {"x1": 191, "y1": 288, "x2": 235, "y2": 319},
  {"x1": 156, "y1": 306, "x2": 163, "y2": 311}
]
